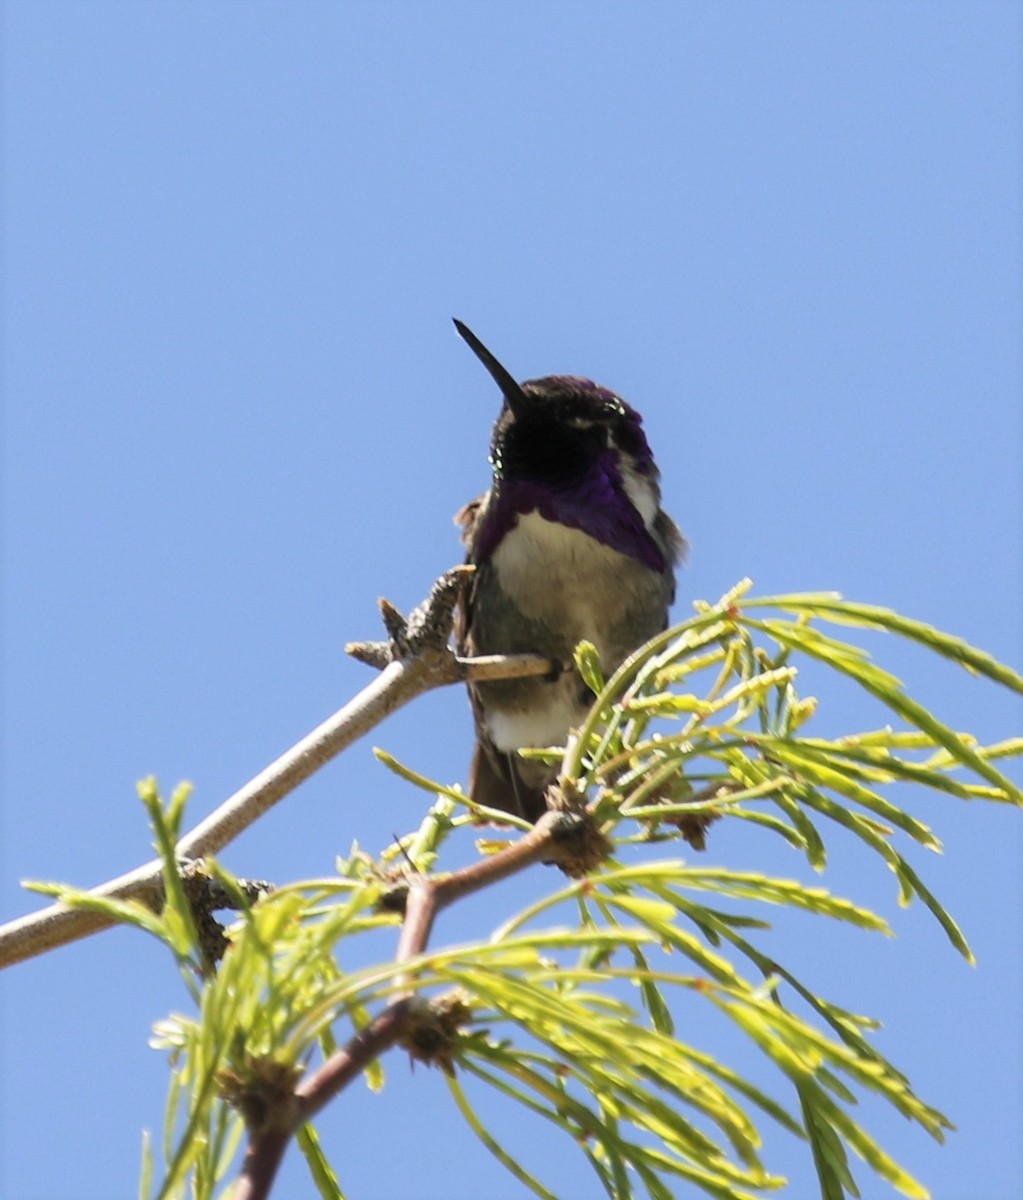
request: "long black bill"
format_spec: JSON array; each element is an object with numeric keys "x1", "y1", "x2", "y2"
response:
[{"x1": 453, "y1": 319, "x2": 532, "y2": 418}]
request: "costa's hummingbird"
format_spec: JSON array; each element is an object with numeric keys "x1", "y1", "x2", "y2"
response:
[{"x1": 453, "y1": 320, "x2": 684, "y2": 822}]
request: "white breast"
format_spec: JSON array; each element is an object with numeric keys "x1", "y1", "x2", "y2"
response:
[{"x1": 486, "y1": 674, "x2": 588, "y2": 754}]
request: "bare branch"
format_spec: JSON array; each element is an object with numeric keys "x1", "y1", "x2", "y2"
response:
[{"x1": 0, "y1": 568, "x2": 553, "y2": 971}]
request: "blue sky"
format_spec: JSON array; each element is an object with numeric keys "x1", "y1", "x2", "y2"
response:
[{"x1": 2, "y1": 2, "x2": 1019, "y2": 1198}]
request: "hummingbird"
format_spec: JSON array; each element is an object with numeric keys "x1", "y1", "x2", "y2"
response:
[{"x1": 453, "y1": 320, "x2": 684, "y2": 822}]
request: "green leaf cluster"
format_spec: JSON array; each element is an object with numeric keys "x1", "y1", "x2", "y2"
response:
[{"x1": 44, "y1": 585, "x2": 1019, "y2": 1200}]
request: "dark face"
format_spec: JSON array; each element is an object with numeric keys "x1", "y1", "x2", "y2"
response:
[{"x1": 490, "y1": 376, "x2": 654, "y2": 487}]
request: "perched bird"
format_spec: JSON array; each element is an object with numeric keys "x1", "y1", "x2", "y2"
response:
[{"x1": 453, "y1": 320, "x2": 684, "y2": 821}]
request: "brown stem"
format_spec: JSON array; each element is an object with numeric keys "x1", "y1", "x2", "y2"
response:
[
  {"x1": 297, "y1": 1001, "x2": 411, "y2": 1121},
  {"x1": 232, "y1": 1000, "x2": 413, "y2": 1200},
  {"x1": 230, "y1": 808, "x2": 574, "y2": 1199},
  {"x1": 396, "y1": 881, "x2": 440, "y2": 967},
  {"x1": 434, "y1": 810, "x2": 569, "y2": 907},
  {"x1": 230, "y1": 1128, "x2": 291, "y2": 1200}
]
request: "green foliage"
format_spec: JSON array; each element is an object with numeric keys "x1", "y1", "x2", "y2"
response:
[{"x1": 42, "y1": 583, "x2": 1021, "y2": 1200}]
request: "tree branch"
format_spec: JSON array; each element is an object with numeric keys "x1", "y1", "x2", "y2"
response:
[{"x1": 0, "y1": 568, "x2": 552, "y2": 971}]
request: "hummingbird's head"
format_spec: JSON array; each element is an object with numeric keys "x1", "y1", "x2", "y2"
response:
[
  {"x1": 454, "y1": 320, "x2": 677, "y2": 572},
  {"x1": 452, "y1": 319, "x2": 658, "y2": 491}
]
